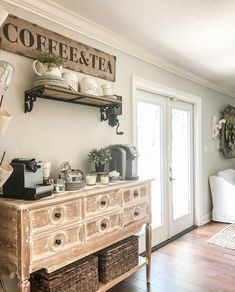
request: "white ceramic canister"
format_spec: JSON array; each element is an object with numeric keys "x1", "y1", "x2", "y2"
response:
[
  {"x1": 80, "y1": 77, "x2": 98, "y2": 95},
  {"x1": 62, "y1": 72, "x2": 79, "y2": 91}
]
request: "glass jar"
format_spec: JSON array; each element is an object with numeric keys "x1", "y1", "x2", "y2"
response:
[
  {"x1": 85, "y1": 173, "x2": 97, "y2": 186},
  {"x1": 100, "y1": 174, "x2": 109, "y2": 185}
]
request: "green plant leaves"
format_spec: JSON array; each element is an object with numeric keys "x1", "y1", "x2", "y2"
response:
[
  {"x1": 88, "y1": 148, "x2": 112, "y2": 166},
  {"x1": 33, "y1": 49, "x2": 66, "y2": 69}
]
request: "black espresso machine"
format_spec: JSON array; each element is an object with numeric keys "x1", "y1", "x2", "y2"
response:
[
  {"x1": 109, "y1": 144, "x2": 139, "y2": 180},
  {"x1": 2, "y1": 158, "x2": 53, "y2": 200}
]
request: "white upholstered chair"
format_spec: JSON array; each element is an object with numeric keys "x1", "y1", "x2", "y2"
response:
[{"x1": 209, "y1": 169, "x2": 235, "y2": 223}]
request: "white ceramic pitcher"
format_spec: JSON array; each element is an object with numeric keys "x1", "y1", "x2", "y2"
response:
[{"x1": 33, "y1": 61, "x2": 62, "y2": 78}]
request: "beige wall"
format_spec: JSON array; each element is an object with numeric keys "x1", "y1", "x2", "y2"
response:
[{"x1": 1, "y1": 4, "x2": 235, "y2": 221}]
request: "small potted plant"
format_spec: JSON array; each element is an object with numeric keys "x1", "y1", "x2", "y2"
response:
[
  {"x1": 32, "y1": 49, "x2": 66, "y2": 78},
  {"x1": 88, "y1": 147, "x2": 112, "y2": 172}
]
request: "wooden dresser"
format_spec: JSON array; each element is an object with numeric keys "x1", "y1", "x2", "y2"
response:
[{"x1": 0, "y1": 179, "x2": 152, "y2": 292}]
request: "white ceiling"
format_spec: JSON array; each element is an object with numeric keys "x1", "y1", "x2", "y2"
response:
[{"x1": 47, "y1": 0, "x2": 235, "y2": 95}]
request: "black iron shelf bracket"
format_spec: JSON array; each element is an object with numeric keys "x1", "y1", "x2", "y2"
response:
[
  {"x1": 100, "y1": 103, "x2": 123, "y2": 135},
  {"x1": 25, "y1": 92, "x2": 37, "y2": 113},
  {"x1": 25, "y1": 88, "x2": 44, "y2": 113}
]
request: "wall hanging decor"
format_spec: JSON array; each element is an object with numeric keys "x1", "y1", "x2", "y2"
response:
[
  {"x1": 0, "y1": 15, "x2": 116, "y2": 81},
  {"x1": 220, "y1": 105, "x2": 235, "y2": 158}
]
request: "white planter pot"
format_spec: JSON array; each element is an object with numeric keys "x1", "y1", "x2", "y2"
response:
[{"x1": 33, "y1": 60, "x2": 62, "y2": 78}]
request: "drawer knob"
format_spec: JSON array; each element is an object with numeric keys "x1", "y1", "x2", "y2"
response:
[
  {"x1": 101, "y1": 222, "x2": 107, "y2": 230},
  {"x1": 134, "y1": 190, "x2": 139, "y2": 198},
  {"x1": 54, "y1": 212, "x2": 61, "y2": 219},
  {"x1": 100, "y1": 200, "x2": 107, "y2": 206},
  {"x1": 55, "y1": 239, "x2": 62, "y2": 245},
  {"x1": 100, "y1": 196, "x2": 108, "y2": 208},
  {"x1": 134, "y1": 211, "x2": 140, "y2": 217}
]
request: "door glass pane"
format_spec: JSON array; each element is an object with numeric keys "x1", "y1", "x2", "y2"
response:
[
  {"x1": 137, "y1": 101, "x2": 162, "y2": 228},
  {"x1": 171, "y1": 108, "x2": 191, "y2": 220}
]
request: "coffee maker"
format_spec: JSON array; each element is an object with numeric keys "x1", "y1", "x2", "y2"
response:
[
  {"x1": 2, "y1": 158, "x2": 53, "y2": 200},
  {"x1": 109, "y1": 144, "x2": 139, "y2": 180}
]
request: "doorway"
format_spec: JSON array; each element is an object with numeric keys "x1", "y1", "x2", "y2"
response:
[{"x1": 132, "y1": 76, "x2": 202, "y2": 251}]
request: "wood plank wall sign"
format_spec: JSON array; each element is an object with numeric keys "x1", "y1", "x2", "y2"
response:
[{"x1": 0, "y1": 15, "x2": 116, "y2": 81}]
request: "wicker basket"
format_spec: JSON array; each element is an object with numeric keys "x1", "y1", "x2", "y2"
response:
[
  {"x1": 30, "y1": 255, "x2": 99, "y2": 292},
  {"x1": 96, "y1": 235, "x2": 139, "y2": 284}
]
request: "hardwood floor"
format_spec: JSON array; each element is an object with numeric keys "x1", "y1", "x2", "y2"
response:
[{"x1": 109, "y1": 222, "x2": 235, "y2": 292}]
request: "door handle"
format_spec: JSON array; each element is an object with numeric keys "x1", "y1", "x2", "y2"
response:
[{"x1": 169, "y1": 176, "x2": 175, "y2": 181}]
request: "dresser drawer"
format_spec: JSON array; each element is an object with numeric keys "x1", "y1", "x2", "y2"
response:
[
  {"x1": 84, "y1": 190, "x2": 121, "y2": 218},
  {"x1": 85, "y1": 212, "x2": 122, "y2": 241},
  {"x1": 30, "y1": 199, "x2": 82, "y2": 234},
  {"x1": 122, "y1": 184, "x2": 148, "y2": 206},
  {"x1": 30, "y1": 223, "x2": 84, "y2": 262},
  {"x1": 123, "y1": 202, "x2": 149, "y2": 226}
]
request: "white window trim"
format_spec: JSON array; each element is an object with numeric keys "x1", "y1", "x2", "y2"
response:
[{"x1": 132, "y1": 76, "x2": 203, "y2": 226}]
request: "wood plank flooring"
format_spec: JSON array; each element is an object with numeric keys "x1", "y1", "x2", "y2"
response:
[{"x1": 109, "y1": 222, "x2": 235, "y2": 292}]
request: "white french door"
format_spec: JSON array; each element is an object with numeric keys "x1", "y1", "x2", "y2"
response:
[
  {"x1": 168, "y1": 100, "x2": 194, "y2": 236},
  {"x1": 136, "y1": 90, "x2": 194, "y2": 249}
]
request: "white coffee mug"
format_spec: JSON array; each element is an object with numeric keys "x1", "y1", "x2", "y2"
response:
[
  {"x1": 101, "y1": 83, "x2": 113, "y2": 96},
  {"x1": 0, "y1": 161, "x2": 13, "y2": 187},
  {"x1": 0, "y1": 108, "x2": 12, "y2": 135}
]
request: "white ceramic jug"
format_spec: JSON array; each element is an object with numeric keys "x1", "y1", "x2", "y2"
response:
[{"x1": 33, "y1": 60, "x2": 62, "y2": 78}]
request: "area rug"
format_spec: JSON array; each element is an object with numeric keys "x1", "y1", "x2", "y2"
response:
[{"x1": 207, "y1": 224, "x2": 235, "y2": 250}]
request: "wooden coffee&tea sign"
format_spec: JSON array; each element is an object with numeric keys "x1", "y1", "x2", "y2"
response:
[{"x1": 0, "y1": 15, "x2": 116, "y2": 81}]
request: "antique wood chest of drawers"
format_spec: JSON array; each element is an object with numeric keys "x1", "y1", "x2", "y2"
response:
[{"x1": 0, "y1": 180, "x2": 152, "y2": 292}]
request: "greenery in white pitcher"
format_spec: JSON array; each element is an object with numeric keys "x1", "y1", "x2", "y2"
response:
[{"x1": 33, "y1": 49, "x2": 65, "y2": 69}]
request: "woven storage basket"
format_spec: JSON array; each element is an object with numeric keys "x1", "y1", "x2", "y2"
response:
[
  {"x1": 96, "y1": 235, "x2": 139, "y2": 284},
  {"x1": 30, "y1": 255, "x2": 99, "y2": 292}
]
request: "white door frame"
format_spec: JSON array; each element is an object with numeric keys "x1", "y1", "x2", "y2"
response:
[{"x1": 132, "y1": 76, "x2": 203, "y2": 226}]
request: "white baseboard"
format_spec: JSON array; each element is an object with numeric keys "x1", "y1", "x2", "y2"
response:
[{"x1": 201, "y1": 212, "x2": 212, "y2": 225}]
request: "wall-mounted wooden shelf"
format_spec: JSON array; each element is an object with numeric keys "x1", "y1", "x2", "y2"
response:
[
  {"x1": 25, "y1": 84, "x2": 122, "y2": 112},
  {"x1": 24, "y1": 84, "x2": 123, "y2": 134}
]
